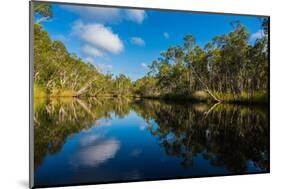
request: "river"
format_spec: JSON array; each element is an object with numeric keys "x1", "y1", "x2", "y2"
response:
[{"x1": 33, "y1": 97, "x2": 269, "y2": 186}]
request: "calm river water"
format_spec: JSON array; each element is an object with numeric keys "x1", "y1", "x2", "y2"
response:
[{"x1": 33, "y1": 97, "x2": 269, "y2": 186}]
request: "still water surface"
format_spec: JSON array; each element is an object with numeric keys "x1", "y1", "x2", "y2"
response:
[{"x1": 34, "y1": 97, "x2": 269, "y2": 186}]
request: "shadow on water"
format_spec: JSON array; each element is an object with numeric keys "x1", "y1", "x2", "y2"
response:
[{"x1": 33, "y1": 97, "x2": 269, "y2": 182}]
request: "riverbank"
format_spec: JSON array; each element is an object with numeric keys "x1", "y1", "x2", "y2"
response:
[
  {"x1": 34, "y1": 84, "x2": 77, "y2": 98},
  {"x1": 137, "y1": 90, "x2": 268, "y2": 105},
  {"x1": 34, "y1": 84, "x2": 268, "y2": 105}
]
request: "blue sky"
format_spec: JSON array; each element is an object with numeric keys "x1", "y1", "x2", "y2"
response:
[{"x1": 38, "y1": 3, "x2": 264, "y2": 81}]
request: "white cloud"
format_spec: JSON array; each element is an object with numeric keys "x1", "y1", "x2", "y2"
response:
[
  {"x1": 73, "y1": 21, "x2": 124, "y2": 55},
  {"x1": 131, "y1": 37, "x2": 145, "y2": 46},
  {"x1": 82, "y1": 44, "x2": 104, "y2": 57},
  {"x1": 141, "y1": 63, "x2": 148, "y2": 69},
  {"x1": 62, "y1": 5, "x2": 121, "y2": 23},
  {"x1": 126, "y1": 9, "x2": 146, "y2": 24},
  {"x1": 163, "y1": 32, "x2": 169, "y2": 39},
  {"x1": 35, "y1": 17, "x2": 52, "y2": 24},
  {"x1": 250, "y1": 29, "x2": 264, "y2": 41},
  {"x1": 63, "y1": 5, "x2": 146, "y2": 24}
]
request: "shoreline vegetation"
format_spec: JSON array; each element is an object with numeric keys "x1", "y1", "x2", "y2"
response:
[
  {"x1": 34, "y1": 83, "x2": 267, "y2": 105},
  {"x1": 33, "y1": 3, "x2": 268, "y2": 106}
]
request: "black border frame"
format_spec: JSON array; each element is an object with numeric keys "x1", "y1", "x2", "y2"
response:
[{"x1": 29, "y1": 1, "x2": 270, "y2": 188}]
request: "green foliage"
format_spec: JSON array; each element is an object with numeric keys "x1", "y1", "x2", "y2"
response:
[
  {"x1": 34, "y1": 23, "x2": 130, "y2": 97},
  {"x1": 34, "y1": 2, "x2": 53, "y2": 18},
  {"x1": 33, "y1": 3, "x2": 268, "y2": 104},
  {"x1": 114, "y1": 74, "x2": 133, "y2": 96},
  {"x1": 136, "y1": 21, "x2": 268, "y2": 104},
  {"x1": 134, "y1": 75, "x2": 159, "y2": 97},
  {"x1": 34, "y1": 83, "x2": 46, "y2": 98}
]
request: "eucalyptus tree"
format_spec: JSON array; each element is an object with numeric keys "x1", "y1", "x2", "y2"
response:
[
  {"x1": 114, "y1": 74, "x2": 133, "y2": 96},
  {"x1": 183, "y1": 35, "x2": 221, "y2": 101}
]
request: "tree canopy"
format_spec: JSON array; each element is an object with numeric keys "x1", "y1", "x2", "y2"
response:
[{"x1": 33, "y1": 3, "x2": 268, "y2": 104}]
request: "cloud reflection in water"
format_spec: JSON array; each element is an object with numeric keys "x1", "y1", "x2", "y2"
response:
[{"x1": 71, "y1": 134, "x2": 120, "y2": 167}]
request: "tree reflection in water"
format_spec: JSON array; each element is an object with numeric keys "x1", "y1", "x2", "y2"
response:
[
  {"x1": 34, "y1": 97, "x2": 269, "y2": 173},
  {"x1": 134, "y1": 100, "x2": 269, "y2": 173}
]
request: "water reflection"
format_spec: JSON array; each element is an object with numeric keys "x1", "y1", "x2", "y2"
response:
[
  {"x1": 139, "y1": 100, "x2": 269, "y2": 173},
  {"x1": 71, "y1": 135, "x2": 120, "y2": 168},
  {"x1": 34, "y1": 97, "x2": 129, "y2": 168},
  {"x1": 34, "y1": 97, "x2": 269, "y2": 186}
]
